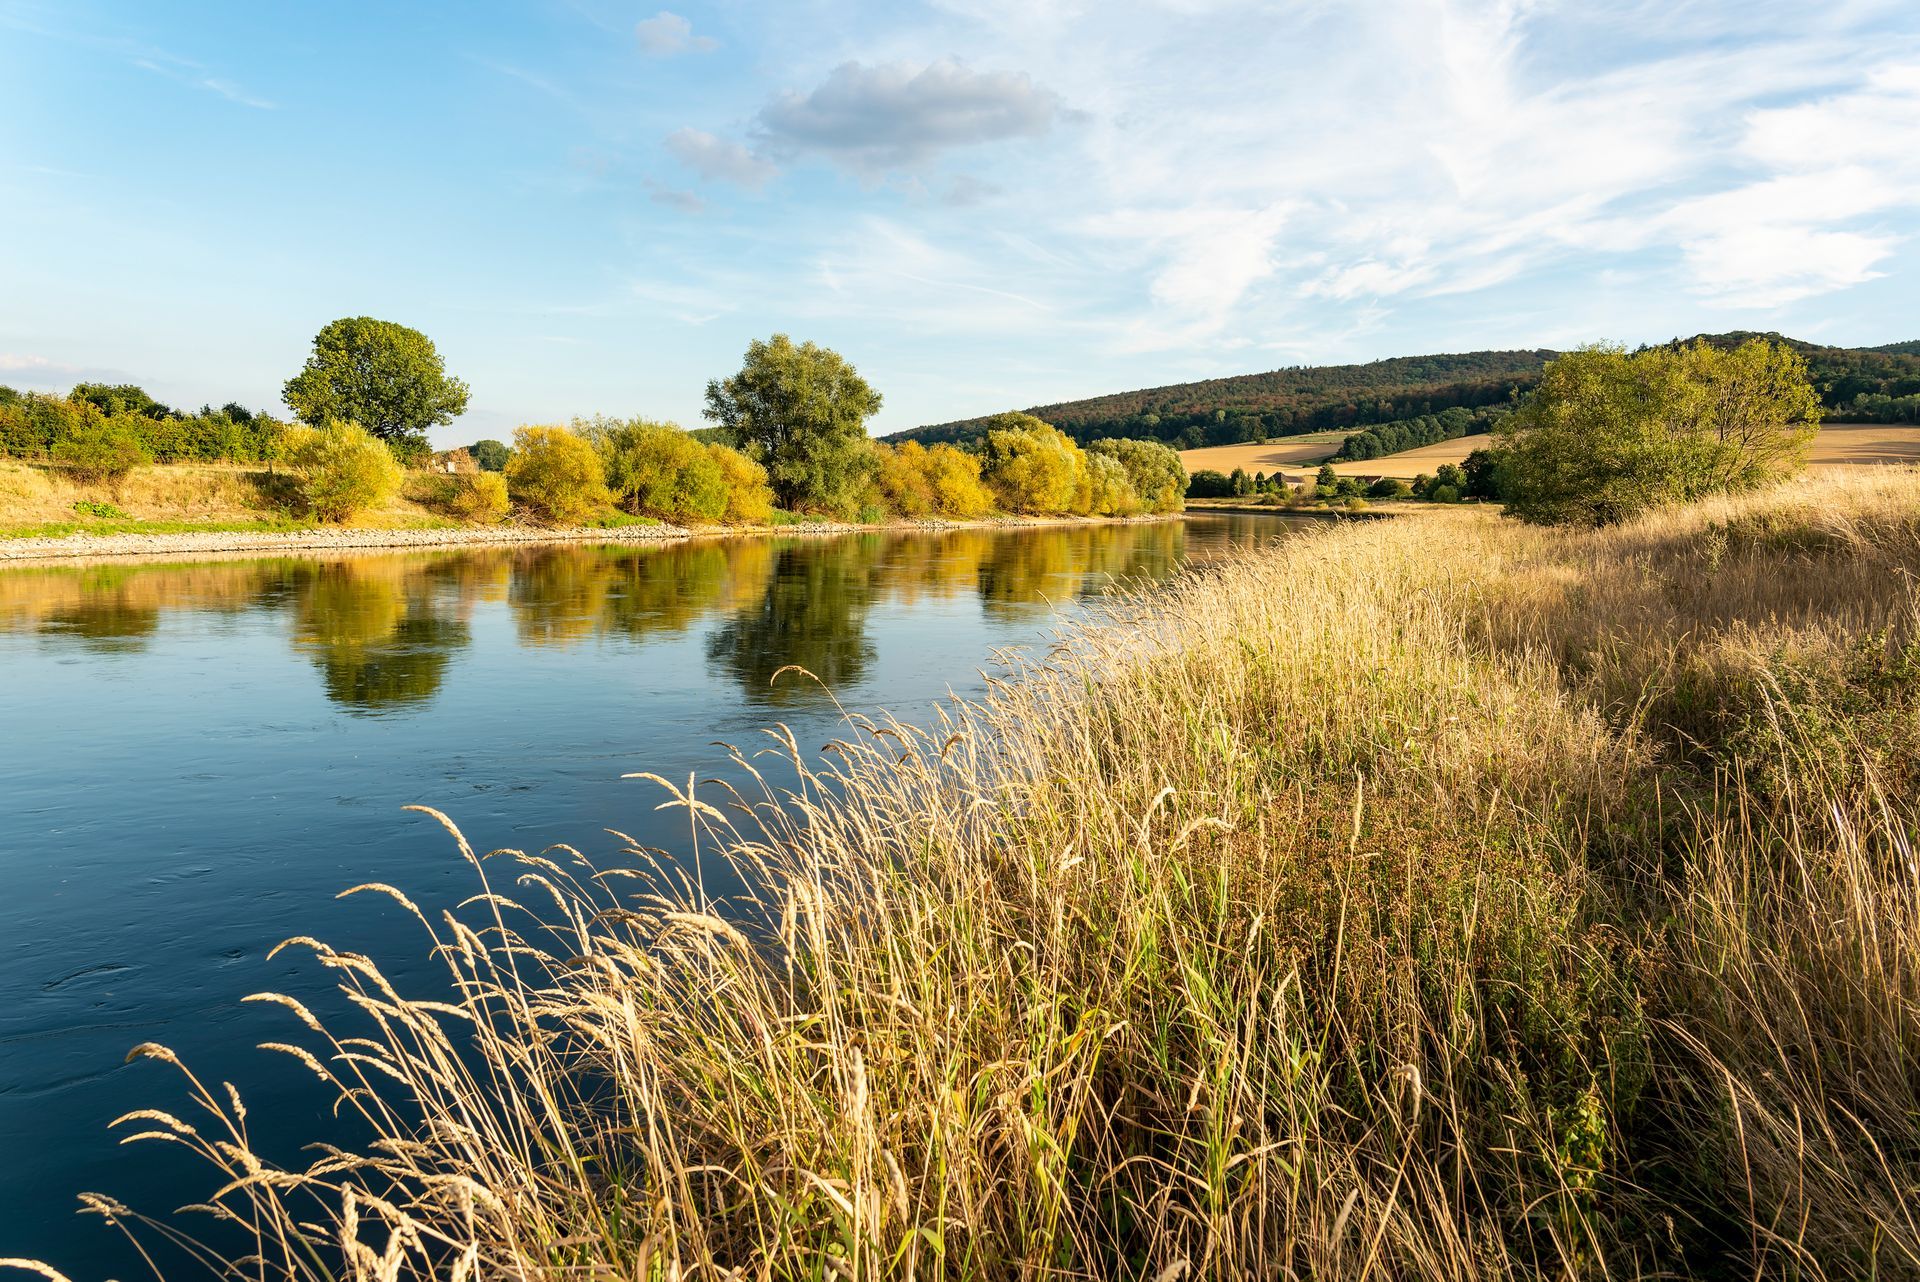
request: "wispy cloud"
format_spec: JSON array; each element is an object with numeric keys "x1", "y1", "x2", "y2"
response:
[
  {"x1": 664, "y1": 128, "x2": 778, "y2": 189},
  {"x1": 635, "y1": 10, "x2": 718, "y2": 56},
  {"x1": 132, "y1": 55, "x2": 275, "y2": 109}
]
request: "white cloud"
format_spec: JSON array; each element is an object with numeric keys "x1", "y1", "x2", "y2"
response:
[
  {"x1": 664, "y1": 128, "x2": 778, "y2": 189},
  {"x1": 635, "y1": 11, "x2": 717, "y2": 56},
  {"x1": 756, "y1": 59, "x2": 1067, "y2": 173}
]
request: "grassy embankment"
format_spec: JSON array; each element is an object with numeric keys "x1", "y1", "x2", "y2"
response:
[
  {"x1": 0, "y1": 458, "x2": 455, "y2": 538},
  {"x1": 32, "y1": 469, "x2": 1920, "y2": 1280}
]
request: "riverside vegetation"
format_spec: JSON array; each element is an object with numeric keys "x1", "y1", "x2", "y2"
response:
[
  {"x1": 0, "y1": 325, "x2": 1186, "y2": 539},
  {"x1": 10, "y1": 340, "x2": 1920, "y2": 1279}
]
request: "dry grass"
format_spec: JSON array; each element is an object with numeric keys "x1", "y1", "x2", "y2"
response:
[
  {"x1": 0, "y1": 458, "x2": 448, "y2": 530},
  {"x1": 19, "y1": 469, "x2": 1920, "y2": 1281}
]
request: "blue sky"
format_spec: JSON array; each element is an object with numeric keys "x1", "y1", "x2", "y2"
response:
[{"x1": 3, "y1": 0, "x2": 1918, "y2": 445}]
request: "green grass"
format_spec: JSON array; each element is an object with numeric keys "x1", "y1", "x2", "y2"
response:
[{"x1": 0, "y1": 515, "x2": 321, "y2": 539}]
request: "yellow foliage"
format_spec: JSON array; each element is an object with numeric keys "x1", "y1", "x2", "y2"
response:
[{"x1": 505, "y1": 425, "x2": 609, "y2": 525}]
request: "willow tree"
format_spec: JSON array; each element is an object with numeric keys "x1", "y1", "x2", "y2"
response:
[{"x1": 703, "y1": 335, "x2": 881, "y2": 515}]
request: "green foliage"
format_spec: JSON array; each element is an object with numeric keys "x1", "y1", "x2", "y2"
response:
[
  {"x1": 51, "y1": 418, "x2": 151, "y2": 489},
  {"x1": 505, "y1": 425, "x2": 610, "y2": 525},
  {"x1": 1499, "y1": 339, "x2": 1822, "y2": 526},
  {"x1": 1462, "y1": 447, "x2": 1504, "y2": 499},
  {"x1": 1333, "y1": 404, "x2": 1503, "y2": 461},
  {"x1": 69, "y1": 383, "x2": 170, "y2": 419},
  {"x1": 1186, "y1": 469, "x2": 1232, "y2": 498},
  {"x1": 1078, "y1": 450, "x2": 1141, "y2": 516},
  {"x1": 0, "y1": 386, "x2": 283, "y2": 463},
  {"x1": 71, "y1": 499, "x2": 129, "y2": 519},
  {"x1": 874, "y1": 440, "x2": 993, "y2": 519},
  {"x1": 468, "y1": 439, "x2": 510, "y2": 472},
  {"x1": 283, "y1": 317, "x2": 471, "y2": 450},
  {"x1": 584, "y1": 416, "x2": 774, "y2": 525},
  {"x1": 1229, "y1": 466, "x2": 1253, "y2": 497},
  {"x1": 704, "y1": 334, "x2": 882, "y2": 515},
  {"x1": 978, "y1": 414, "x2": 1085, "y2": 514},
  {"x1": 282, "y1": 420, "x2": 404, "y2": 522},
  {"x1": 1367, "y1": 476, "x2": 1410, "y2": 499},
  {"x1": 896, "y1": 348, "x2": 1554, "y2": 447}
]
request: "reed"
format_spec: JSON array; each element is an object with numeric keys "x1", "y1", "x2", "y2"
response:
[{"x1": 18, "y1": 468, "x2": 1920, "y2": 1281}]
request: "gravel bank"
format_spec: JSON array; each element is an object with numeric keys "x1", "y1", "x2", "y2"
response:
[
  {"x1": 0, "y1": 523, "x2": 691, "y2": 563},
  {"x1": 0, "y1": 513, "x2": 1179, "y2": 565}
]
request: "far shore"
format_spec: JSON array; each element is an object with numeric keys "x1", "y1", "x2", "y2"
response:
[{"x1": 0, "y1": 510, "x2": 1184, "y2": 566}]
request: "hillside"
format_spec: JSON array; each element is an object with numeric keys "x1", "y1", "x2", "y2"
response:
[{"x1": 890, "y1": 333, "x2": 1920, "y2": 449}]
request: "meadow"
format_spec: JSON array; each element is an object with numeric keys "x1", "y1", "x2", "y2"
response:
[{"x1": 29, "y1": 465, "x2": 1919, "y2": 1281}]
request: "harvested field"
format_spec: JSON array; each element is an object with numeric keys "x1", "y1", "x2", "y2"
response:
[
  {"x1": 1174, "y1": 431, "x2": 1350, "y2": 476},
  {"x1": 1808, "y1": 422, "x2": 1920, "y2": 467},
  {"x1": 1185, "y1": 424, "x2": 1920, "y2": 485}
]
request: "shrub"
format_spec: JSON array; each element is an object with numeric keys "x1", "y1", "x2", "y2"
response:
[
  {"x1": 979, "y1": 414, "x2": 1085, "y2": 514},
  {"x1": 1088, "y1": 437, "x2": 1185, "y2": 512},
  {"x1": 506, "y1": 425, "x2": 610, "y2": 525},
  {"x1": 72, "y1": 499, "x2": 128, "y2": 519},
  {"x1": 1499, "y1": 339, "x2": 1821, "y2": 526},
  {"x1": 51, "y1": 418, "x2": 150, "y2": 490},
  {"x1": 876, "y1": 440, "x2": 994, "y2": 519},
  {"x1": 1368, "y1": 476, "x2": 1410, "y2": 499},
  {"x1": 709, "y1": 443, "x2": 775, "y2": 524},
  {"x1": 590, "y1": 419, "x2": 727, "y2": 523},
  {"x1": 282, "y1": 420, "x2": 404, "y2": 521},
  {"x1": 444, "y1": 472, "x2": 509, "y2": 523}
]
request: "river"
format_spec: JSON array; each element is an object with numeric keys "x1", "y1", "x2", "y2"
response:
[{"x1": 0, "y1": 513, "x2": 1298, "y2": 1275}]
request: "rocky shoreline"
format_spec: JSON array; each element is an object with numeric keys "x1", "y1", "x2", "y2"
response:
[{"x1": 0, "y1": 512, "x2": 1180, "y2": 565}]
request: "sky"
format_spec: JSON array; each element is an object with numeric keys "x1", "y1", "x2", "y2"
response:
[{"x1": 2, "y1": 0, "x2": 1918, "y2": 446}]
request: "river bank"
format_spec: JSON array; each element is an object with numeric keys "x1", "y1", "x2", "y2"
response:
[{"x1": 0, "y1": 511, "x2": 1183, "y2": 565}]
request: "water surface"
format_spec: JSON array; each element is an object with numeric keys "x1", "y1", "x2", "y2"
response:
[{"x1": 0, "y1": 514, "x2": 1297, "y2": 1274}]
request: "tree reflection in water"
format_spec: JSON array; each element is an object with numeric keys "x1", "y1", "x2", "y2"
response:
[
  {"x1": 0, "y1": 519, "x2": 1195, "y2": 712},
  {"x1": 289, "y1": 558, "x2": 471, "y2": 714}
]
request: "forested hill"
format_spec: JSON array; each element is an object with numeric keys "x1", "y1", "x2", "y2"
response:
[
  {"x1": 890, "y1": 334, "x2": 1920, "y2": 449},
  {"x1": 892, "y1": 350, "x2": 1554, "y2": 449}
]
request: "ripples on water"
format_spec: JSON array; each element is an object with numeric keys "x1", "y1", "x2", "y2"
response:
[{"x1": 0, "y1": 514, "x2": 1299, "y2": 1273}]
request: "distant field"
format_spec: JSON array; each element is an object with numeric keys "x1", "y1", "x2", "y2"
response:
[
  {"x1": 1174, "y1": 432, "x2": 1351, "y2": 476},
  {"x1": 1182, "y1": 424, "x2": 1920, "y2": 485},
  {"x1": 1808, "y1": 424, "x2": 1920, "y2": 468}
]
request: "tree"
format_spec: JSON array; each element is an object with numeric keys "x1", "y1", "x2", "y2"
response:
[
  {"x1": 1088, "y1": 437, "x2": 1186, "y2": 513},
  {"x1": 703, "y1": 335, "x2": 881, "y2": 514},
  {"x1": 1498, "y1": 339, "x2": 1820, "y2": 526},
  {"x1": 283, "y1": 317, "x2": 470, "y2": 448},
  {"x1": 468, "y1": 439, "x2": 510, "y2": 472},
  {"x1": 70, "y1": 383, "x2": 172, "y2": 419},
  {"x1": 1461, "y1": 447, "x2": 1503, "y2": 500},
  {"x1": 978, "y1": 414, "x2": 1084, "y2": 514}
]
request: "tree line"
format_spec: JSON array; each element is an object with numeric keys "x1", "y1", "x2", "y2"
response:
[
  {"x1": 1328, "y1": 403, "x2": 1509, "y2": 461},
  {"x1": 1, "y1": 322, "x2": 1186, "y2": 529},
  {"x1": 889, "y1": 331, "x2": 1920, "y2": 454}
]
